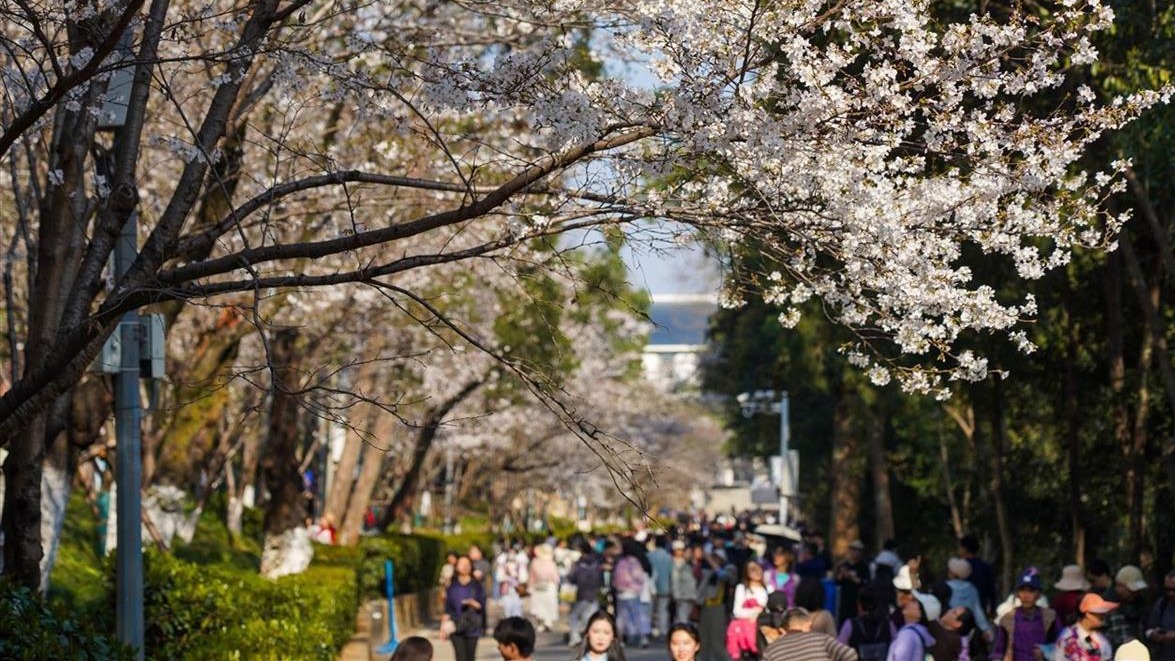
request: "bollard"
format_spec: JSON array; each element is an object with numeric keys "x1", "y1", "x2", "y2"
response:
[{"x1": 375, "y1": 560, "x2": 399, "y2": 654}]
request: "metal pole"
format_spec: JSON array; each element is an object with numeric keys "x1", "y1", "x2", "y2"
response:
[
  {"x1": 779, "y1": 391, "x2": 790, "y2": 525},
  {"x1": 114, "y1": 211, "x2": 144, "y2": 659}
]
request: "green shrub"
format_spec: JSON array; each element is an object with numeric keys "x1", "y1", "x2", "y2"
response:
[
  {"x1": 142, "y1": 551, "x2": 357, "y2": 660},
  {"x1": 0, "y1": 580, "x2": 133, "y2": 660},
  {"x1": 355, "y1": 534, "x2": 446, "y2": 599}
]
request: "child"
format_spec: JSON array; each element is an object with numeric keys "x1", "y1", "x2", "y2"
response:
[
  {"x1": 669, "y1": 623, "x2": 702, "y2": 661},
  {"x1": 494, "y1": 617, "x2": 536, "y2": 661},
  {"x1": 574, "y1": 611, "x2": 627, "y2": 661}
]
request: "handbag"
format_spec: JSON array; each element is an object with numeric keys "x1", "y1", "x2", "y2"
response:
[{"x1": 454, "y1": 608, "x2": 481, "y2": 635}]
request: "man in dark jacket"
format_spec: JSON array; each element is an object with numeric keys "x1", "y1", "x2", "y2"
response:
[{"x1": 566, "y1": 542, "x2": 605, "y2": 646}]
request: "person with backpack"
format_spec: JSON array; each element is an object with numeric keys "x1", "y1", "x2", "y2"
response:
[
  {"x1": 567, "y1": 541, "x2": 605, "y2": 647},
  {"x1": 840, "y1": 587, "x2": 897, "y2": 661},
  {"x1": 887, "y1": 594, "x2": 937, "y2": 661}
]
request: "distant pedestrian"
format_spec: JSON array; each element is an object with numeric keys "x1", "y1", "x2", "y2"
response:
[
  {"x1": 650, "y1": 536, "x2": 674, "y2": 639},
  {"x1": 946, "y1": 557, "x2": 992, "y2": 642},
  {"x1": 567, "y1": 541, "x2": 605, "y2": 647},
  {"x1": 797, "y1": 576, "x2": 838, "y2": 637},
  {"x1": 727, "y1": 562, "x2": 770, "y2": 661},
  {"x1": 442, "y1": 556, "x2": 487, "y2": 661},
  {"x1": 613, "y1": 539, "x2": 651, "y2": 647},
  {"x1": 766, "y1": 546, "x2": 799, "y2": 609},
  {"x1": 671, "y1": 540, "x2": 700, "y2": 624},
  {"x1": 959, "y1": 535, "x2": 997, "y2": 617},
  {"x1": 1053, "y1": 566, "x2": 1091, "y2": 627},
  {"x1": 836, "y1": 541, "x2": 872, "y2": 624},
  {"x1": 530, "y1": 544, "x2": 561, "y2": 632},
  {"x1": 698, "y1": 553, "x2": 737, "y2": 661},
  {"x1": 1105, "y1": 566, "x2": 1149, "y2": 649}
]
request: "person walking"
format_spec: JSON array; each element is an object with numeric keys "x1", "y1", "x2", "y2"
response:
[
  {"x1": 766, "y1": 546, "x2": 799, "y2": 609},
  {"x1": 699, "y1": 552, "x2": 737, "y2": 661},
  {"x1": 442, "y1": 556, "x2": 488, "y2": 661},
  {"x1": 567, "y1": 541, "x2": 605, "y2": 647},
  {"x1": 959, "y1": 535, "x2": 997, "y2": 618},
  {"x1": 672, "y1": 540, "x2": 700, "y2": 624},
  {"x1": 650, "y1": 536, "x2": 674, "y2": 640},
  {"x1": 837, "y1": 542, "x2": 873, "y2": 625},
  {"x1": 613, "y1": 539, "x2": 651, "y2": 648},
  {"x1": 727, "y1": 562, "x2": 771, "y2": 661},
  {"x1": 529, "y1": 543, "x2": 561, "y2": 632}
]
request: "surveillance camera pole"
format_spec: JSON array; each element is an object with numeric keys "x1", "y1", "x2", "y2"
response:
[{"x1": 737, "y1": 390, "x2": 792, "y2": 525}]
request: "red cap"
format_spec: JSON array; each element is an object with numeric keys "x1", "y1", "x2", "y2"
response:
[{"x1": 1079, "y1": 592, "x2": 1119, "y2": 615}]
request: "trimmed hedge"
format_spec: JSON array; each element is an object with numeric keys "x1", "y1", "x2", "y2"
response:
[
  {"x1": 0, "y1": 580, "x2": 133, "y2": 660},
  {"x1": 143, "y1": 551, "x2": 358, "y2": 660}
]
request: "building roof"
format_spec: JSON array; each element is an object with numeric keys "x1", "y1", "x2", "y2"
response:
[{"x1": 646, "y1": 293, "x2": 717, "y2": 347}]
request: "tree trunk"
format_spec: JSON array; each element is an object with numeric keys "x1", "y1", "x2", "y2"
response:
[
  {"x1": 1064, "y1": 322, "x2": 1086, "y2": 565},
  {"x1": 868, "y1": 403, "x2": 894, "y2": 546},
  {"x1": 829, "y1": 389, "x2": 861, "y2": 558},
  {"x1": 229, "y1": 406, "x2": 263, "y2": 539},
  {"x1": 322, "y1": 429, "x2": 363, "y2": 527},
  {"x1": 339, "y1": 442, "x2": 387, "y2": 545},
  {"x1": 378, "y1": 379, "x2": 483, "y2": 529},
  {"x1": 1, "y1": 113, "x2": 97, "y2": 589},
  {"x1": 1125, "y1": 172, "x2": 1175, "y2": 539},
  {"x1": 259, "y1": 329, "x2": 311, "y2": 579},
  {"x1": 987, "y1": 379, "x2": 1014, "y2": 597}
]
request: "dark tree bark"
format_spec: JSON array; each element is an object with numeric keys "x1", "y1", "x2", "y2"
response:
[
  {"x1": 986, "y1": 379, "x2": 1014, "y2": 597},
  {"x1": 1064, "y1": 322, "x2": 1086, "y2": 565},
  {"x1": 829, "y1": 389, "x2": 861, "y2": 558},
  {"x1": 260, "y1": 329, "x2": 306, "y2": 539},
  {"x1": 868, "y1": 403, "x2": 894, "y2": 547},
  {"x1": 378, "y1": 378, "x2": 483, "y2": 529}
]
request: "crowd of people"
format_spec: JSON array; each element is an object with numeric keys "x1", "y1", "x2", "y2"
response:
[{"x1": 434, "y1": 521, "x2": 1175, "y2": 661}]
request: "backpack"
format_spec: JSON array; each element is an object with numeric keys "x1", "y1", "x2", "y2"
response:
[{"x1": 852, "y1": 617, "x2": 891, "y2": 661}]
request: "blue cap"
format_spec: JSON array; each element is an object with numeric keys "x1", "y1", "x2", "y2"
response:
[{"x1": 1017, "y1": 566, "x2": 1042, "y2": 591}]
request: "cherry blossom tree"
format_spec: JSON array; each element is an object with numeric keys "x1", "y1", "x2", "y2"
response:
[{"x1": 0, "y1": 0, "x2": 1170, "y2": 588}]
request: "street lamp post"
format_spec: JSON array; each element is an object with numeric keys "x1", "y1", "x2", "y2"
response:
[{"x1": 737, "y1": 390, "x2": 794, "y2": 525}]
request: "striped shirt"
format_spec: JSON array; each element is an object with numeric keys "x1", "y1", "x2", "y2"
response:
[{"x1": 764, "y1": 631, "x2": 861, "y2": 661}]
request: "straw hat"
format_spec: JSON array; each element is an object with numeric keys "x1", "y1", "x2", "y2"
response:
[
  {"x1": 1054, "y1": 565, "x2": 1091, "y2": 592},
  {"x1": 1116, "y1": 565, "x2": 1148, "y2": 592}
]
